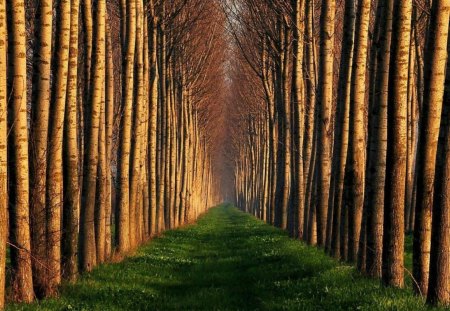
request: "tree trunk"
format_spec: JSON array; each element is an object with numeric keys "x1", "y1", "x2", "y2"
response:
[
  {"x1": 30, "y1": 0, "x2": 52, "y2": 296},
  {"x1": 346, "y1": 0, "x2": 370, "y2": 263},
  {"x1": 8, "y1": 0, "x2": 34, "y2": 299},
  {"x1": 427, "y1": 62, "x2": 450, "y2": 306},
  {"x1": 117, "y1": 0, "x2": 136, "y2": 252},
  {"x1": 365, "y1": 0, "x2": 392, "y2": 279},
  {"x1": 47, "y1": 0, "x2": 71, "y2": 292},
  {"x1": 80, "y1": 0, "x2": 106, "y2": 271},
  {"x1": 382, "y1": 0, "x2": 412, "y2": 288},
  {"x1": 413, "y1": 0, "x2": 450, "y2": 296},
  {"x1": 291, "y1": 0, "x2": 305, "y2": 239},
  {"x1": 104, "y1": 14, "x2": 114, "y2": 260},
  {"x1": 62, "y1": 0, "x2": 80, "y2": 281},
  {"x1": 0, "y1": 0, "x2": 7, "y2": 305},
  {"x1": 330, "y1": 0, "x2": 355, "y2": 258},
  {"x1": 316, "y1": 0, "x2": 335, "y2": 247}
]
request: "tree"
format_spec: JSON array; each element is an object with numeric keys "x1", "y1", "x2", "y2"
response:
[
  {"x1": 382, "y1": 0, "x2": 412, "y2": 288},
  {"x1": 413, "y1": 0, "x2": 450, "y2": 296},
  {"x1": 8, "y1": 0, "x2": 34, "y2": 299},
  {"x1": 365, "y1": 0, "x2": 393, "y2": 278},
  {"x1": 316, "y1": 0, "x2": 335, "y2": 247},
  {"x1": 291, "y1": 0, "x2": 305, "y2": 239},
  {"x1": 80, "y1": 0, "x2": 106, "y2": 271},
  {"x1": 117, "y1": 0, "x2": 136, "y2": 252},
  {"x1": 47, "y1": 0, "x2": 71, "y2": 291},
  {"x1": 30, "y1": 0, "x2": 52, "y2": 296},
  {"x1": 329, "y1": 0, "x2": 355, "y2": 259},
  {"x1": 0, "y1": 0, "x2": 7, "y2": 305},
  {"x1": 62, "y1": 0, "x2": 80, "y2": 281},
  {"x1": 427, "y1": 67, "x2": 450, "y2": 306},
  {"x1": 346, "y1": 0, "x2": 370, "y2": 264}
]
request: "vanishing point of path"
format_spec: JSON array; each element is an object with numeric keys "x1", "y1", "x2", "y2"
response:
[{"x1": 9, "y1": 205, "x2": 437, "y2": 311}]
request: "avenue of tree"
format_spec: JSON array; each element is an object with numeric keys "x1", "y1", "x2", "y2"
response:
[
  {"x1": 0, "y1": 0, "x2": 223, "y2": 307},
  {"x1": 228, "y1": 0, "x2": 450, "y2": 306},
  {"x1": 1, "y1": 0, "x2": 450, "y2": 308}
]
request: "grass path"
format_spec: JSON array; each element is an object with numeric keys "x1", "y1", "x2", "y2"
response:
[{"x1": 8, "y1": 205, "x2": 439, "y2": 310}]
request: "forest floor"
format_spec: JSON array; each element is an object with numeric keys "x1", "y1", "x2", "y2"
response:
[{"x1": 7, "y1": 204, "x2": 442, "y2": 311}]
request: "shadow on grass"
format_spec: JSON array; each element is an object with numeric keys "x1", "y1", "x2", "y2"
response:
[{"x1": 7, "y1": 205, "x2": 438, "y2": 311}]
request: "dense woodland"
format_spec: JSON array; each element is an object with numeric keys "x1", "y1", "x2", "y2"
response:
[
  {"x1": 0, "y1": 0, "x2": 449, "y2": 309},
  {"x1": 229, "y1": 0, "x2": 450, "y2": 307},
  {"x1": 0, "y1": 0, "x2": 223, "y2": 307}
]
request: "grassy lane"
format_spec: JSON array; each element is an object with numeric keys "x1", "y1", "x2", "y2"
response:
[{"x1": 8, "y1": 205, "x2": 440, "y2": 310}]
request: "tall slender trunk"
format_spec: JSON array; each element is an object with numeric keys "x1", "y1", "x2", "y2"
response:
[
  {"x1": 80, "y1": 0, "x2": 106, "y2": 271},
  {"x1": 365, "y1": 0, "x2": 392, "y2": 279},
  {"x1": 382, "y1": 0, "x2": 412, "y2": 288},
  {"x1": 0, "y1": 0, "x2": 7, "y2": 305},
  {"x1": 303, "y1": 0, "x2": 316, "y2": 238},
  {"x1": 316, "y1": 0, "x2": 335, "y2": 247},
  {"x1": 8, "y1": 0, "x2": 34, "y2": 299},
  {"x1": 129, "y1": 0, "x2": 144, "y2": 248},
  {"x1": 62, "y1": 0, "x2": 80, "y2": 281},
  {"x1": 413, "y1": 0, "x2": 450, "y2": 296},
  {"x1": 148, "y1": 8, "x2": 158, "y2": 235},
  {"x1": 329, "y1": 0, "x2": 355, "y2": 258},
  {"x1": 104, "y1": 14, "x2": 114, "y2": 260},
  {"x1": 47, "y1": 0, "x2": 71, "y2": 291},
  {"x1": 30, "y1": 0, "x2": 52, "y2": 296},
  {"x1": 427, "y1": 62, "x2": 450, "y2": 306},
  {"x1": 345, "y1": 0, "x2": 370, "y2": 263},
  {"x1": 291, "y1": 0, "x2": 305, "y2": 239},
  {"x1": 95, "y1": 89, "x2": 107, "y2": 264},
  {"x1": 117, "y1": 0, "x2": 136, "y2": 252}
]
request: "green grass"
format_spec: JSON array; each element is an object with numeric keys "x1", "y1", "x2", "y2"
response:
[{"x1": 7, "y1": 204, "x2": 442, "y2": 310}]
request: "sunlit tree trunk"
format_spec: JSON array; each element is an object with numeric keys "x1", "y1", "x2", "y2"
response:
[
  {"x1": 148, "y1": 6, "x2": 158, "y2": 235},
  {"x1": 345, "y1": 0, "x2": 370, "y2": 263},
  {"x1": 30, "y1": 0, "x2": 52, "y2": 295},
  {"x1": 47, "y1": 0, "x2": 71, "y2": 292},
  {"x1": 405, "y1": 29, "x2": 416, "y2": 234},
  {"x1": 329, "y1": 0, "x2": 355, "y2": 258},
  {"x1": 303, "y1": 0, "x2": 316, "y2": 239},
  {"x1": 62, "y1": 0, "x2": 80, "y2": 281},
  {"x1": 291, "y1": 0, "x2": 305, "y2": 239},
  {"x1": 365, "y1": 0, "x2": 392, "y2": 279},
  {"x1": 316, "y1": 0, "x2": 335, "y2": 247},
  {"x1": 382, "y1": 0, "x2": 412, "y2": 288},
  {"x1": 427, "y1": 67, "x2": 450, "y2": 306},
  {"x1": 117, "y1": 0, "x2": 136, "y2": 252},
  {"x1": 413, "y1": 0, "x2": 450, "y2": 296},
  {"x1": 80, "y1": 0, "x2": 106, "y2": 271},
  {"x1": 95, "y1": 89, "x2": 107, "y2": 264},
  {"x1": 8, "y1": 0, "x2": 34, "y2": 299},
  {"x1": 129, "y1": 0, "x2": 144, "y2": 248},
  {"x1": 104, "y1": 15, "x2": 114, "y2": 259},
  {"x1": 157, "y1": 15, "x2": 167, "y2": 232}
]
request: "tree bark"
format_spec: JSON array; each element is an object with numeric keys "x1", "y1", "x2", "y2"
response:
[
  {"x1": 30, "y1": 0, "x2": 52, "y2": 296},
  {"x1": 62, "y1": 0, "x2": 80, "y2": 281},
  {"x1": 47, "y1": 0, "x2": 71, "y2": 292},
  {"x1": 80, "y1": 0, "x2": 106, "y2": 271},
  {"x1": 8, "y1": 0, "x2": 34, "y2": 299},
  {"x1": 365, "y1": 0, "x2": 392, "y2": 279},
  {"x1": 382, "y1": 0, "x2": 412, "y2": 288},
  {"x1": 346, "y1": 0, "x2": 370, "y2": 263},
  {"x1": 117, "y1": 0, "x2": 136, "y2": 252},
  {"x1": 316, "y1": 0, "x2": 335, "y2": 247},
  {"x1": 0, "y1": 0, "x2": 7, "y2": 305},
  {"x1": 413, "y1": 0, "x2": 450, "y2": 296}
]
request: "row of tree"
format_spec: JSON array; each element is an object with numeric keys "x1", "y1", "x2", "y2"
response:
[
  {"x1": 0, "y1": 0, "x2": 222, "y2": 307},
  {"x1": 228, "y1": 0, "x2": 449, "y2": 306}
]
